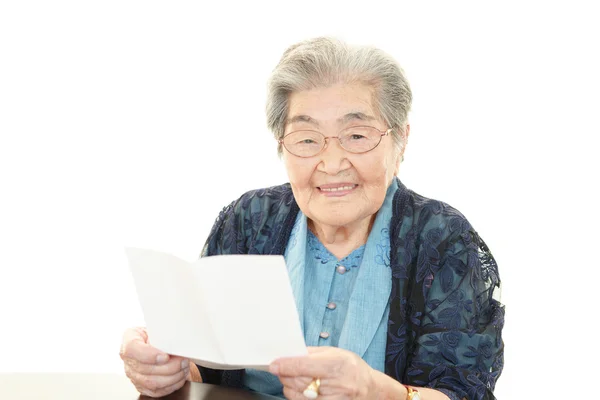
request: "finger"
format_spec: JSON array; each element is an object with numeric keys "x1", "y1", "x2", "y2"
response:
[
  {"x1": 282, "y1": 386, "x2": 309, "y2": 400},
  {"x1": 309, "y1": 377, "x2": 346, "y2": 396},
  {"x1": 140, "y1": 380, "x2": 186, "y2": 397},
  {"x1": 120, "y1": 328, "x2": 169, "y2": 365},
  {"x1": 138, "y1": 377, "x2": 187, "y2": 398},
  {"x1": 131, "y1": 368, "x2": 188, "y2": 393},
  {"x1": 306, "y1": 346, "x2": 330, "y2": 354},
  {"x1": 278, "y1": 376, "x2": 313, "y2": 392},
  {"x1": 133, "y1": 327, "x2": 148, "y2": 342},
  {"x1": 282, "y1": 385, "x2": 343, "y2": 400},
  {"x1": 127, "y1": 356, "x2": 189, "y2": 376},
  {"x1": 271, "y1": 354, "x2": 340, "y2": 378},
  {"x1": 280, "y1": 377, "x2": 342, "y2": 399}
]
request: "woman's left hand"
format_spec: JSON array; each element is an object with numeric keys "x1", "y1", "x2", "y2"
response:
[{"x1": 269, "y1": 346, "x2": 377, "y2": 400}]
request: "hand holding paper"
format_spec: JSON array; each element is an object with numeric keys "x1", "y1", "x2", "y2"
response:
[{"x1": 125, "y1": 248, "x2": 307, "y2": 371}]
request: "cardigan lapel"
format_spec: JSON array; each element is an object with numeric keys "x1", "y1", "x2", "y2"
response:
[
  {"x1": 283, "y1": 212, "x2": 308, "y2": 334},
  {"x1": 337, "y1": 180, "x2": 397, "y2": 358}
]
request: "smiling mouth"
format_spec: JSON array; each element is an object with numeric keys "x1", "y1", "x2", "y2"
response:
[{"x1": 317, "y1": 184, "x2": 359, "y2": 193}]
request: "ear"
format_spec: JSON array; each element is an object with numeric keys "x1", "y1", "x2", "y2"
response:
[{"x1": 393, "y1": 124, "x2": 410, "y2": 175}]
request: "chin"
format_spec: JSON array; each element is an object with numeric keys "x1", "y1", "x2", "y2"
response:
[{"x1": 312, "y1": 211, "x2": 362, "y2": 227}]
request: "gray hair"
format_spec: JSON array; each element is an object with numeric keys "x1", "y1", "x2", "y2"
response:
[{"x1": 266, "y1": 37, "x2": 413, "y2": 154}]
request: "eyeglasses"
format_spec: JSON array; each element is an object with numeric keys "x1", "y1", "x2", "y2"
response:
[{"x1": 278, "y1": 126, "x2": 392, "y2": 158}]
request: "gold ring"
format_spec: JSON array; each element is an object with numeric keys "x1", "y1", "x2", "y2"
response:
[{"x1": 303, "y1": 378, "x2": 320, "y2": 399}]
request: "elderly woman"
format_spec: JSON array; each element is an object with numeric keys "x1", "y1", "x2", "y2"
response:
[{"x1": 120, "y1": 37, "x2": 504, "y2": 400}]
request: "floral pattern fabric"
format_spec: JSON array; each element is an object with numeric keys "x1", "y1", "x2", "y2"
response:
[{"x1": 198, "y1": 178, "x2": 504, "y2": 400}]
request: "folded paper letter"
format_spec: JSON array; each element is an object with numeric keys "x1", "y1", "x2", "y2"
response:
[{"x1": 125, "y1": 248, "x2": 307, "y2": 370}]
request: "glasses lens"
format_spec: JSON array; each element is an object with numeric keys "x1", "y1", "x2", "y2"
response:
[
  {"x1": 283, "y1": 131, "x2": 324, "y2": 157},
  {"x1": 339, "y1": 126, "x2": 382, "y2": 153}
]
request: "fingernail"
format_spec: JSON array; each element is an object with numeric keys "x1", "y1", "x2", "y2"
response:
[
  {"x1": 156, "y1": 354, "x2": 168, "y2": 364},
  {"x1": 269, "y1": 363, "x2": 279, "y2": 375},
  {"x1": 181, "y1": 359, "x2": 189, "y2": 369}
]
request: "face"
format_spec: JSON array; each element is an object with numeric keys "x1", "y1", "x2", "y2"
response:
[{"x1": 283, "y1": 83, "x2": 404, "y2": 228}]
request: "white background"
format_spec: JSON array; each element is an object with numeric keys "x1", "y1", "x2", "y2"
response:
[{"x1": 1, "y1": 1, "x2": 598, "y2": 398}]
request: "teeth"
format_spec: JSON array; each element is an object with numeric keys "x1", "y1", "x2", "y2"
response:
[{"x1": 321, "y1": 185, "x2": 355, "y2": 192}]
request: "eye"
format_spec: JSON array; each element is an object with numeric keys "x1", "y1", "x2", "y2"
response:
[
  {"x1": 286, "y1": 131, "x2": 322, "y2": 146},
  {"x1": 349, "y1": 134, "x2": 367, "y2": 140},
  {"x1": 299, "y1": 138, "x2": 317, "y2": 144}
]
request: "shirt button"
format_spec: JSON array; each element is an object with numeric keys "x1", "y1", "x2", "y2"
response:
[
  {"x1": 319, "y1": 332, "x2": 330, "y2": 339},
  {"x1": 326, "y1": 302, "x2": 337, "y2": 310},
  {"x1": 336, "y1": 265, "x2": 346, "y2": 274}
]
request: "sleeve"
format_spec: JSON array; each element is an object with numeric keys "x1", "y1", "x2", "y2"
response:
[
  {"x1": 200, "y1": 199, "x2": 240, "y2": 258},
  {"x1": 405, "y1": 226, "x2": 505, "y2": 400}
]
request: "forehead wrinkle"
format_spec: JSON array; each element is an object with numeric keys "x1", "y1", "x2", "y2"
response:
[{"x1": 286, "y1": 111, "x2": 375, "y2": 128}]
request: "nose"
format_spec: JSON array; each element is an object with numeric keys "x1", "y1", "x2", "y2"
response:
[{"x1": 318, "y1": 137, "x2": 351, "y2": 175}]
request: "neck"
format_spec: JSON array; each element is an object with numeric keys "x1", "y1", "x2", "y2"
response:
[{"x1": 308, "y1": 215, "x2": 375, "y2": 259}]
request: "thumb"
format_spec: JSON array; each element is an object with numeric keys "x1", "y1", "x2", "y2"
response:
[
  {"x1": 133, "y1": 327, "x2": 148, "y2": 343},
  {"x1": 120, "y1": 327, "x2": 169, "y2": 364}
]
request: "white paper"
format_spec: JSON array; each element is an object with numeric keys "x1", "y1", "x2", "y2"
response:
[{"x1": 125, "y1": 248, "x2": 307, "y2": 370}]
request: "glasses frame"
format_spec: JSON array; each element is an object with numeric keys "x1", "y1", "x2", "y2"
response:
[{"x1": 278, "y1": 126, "x2": 393, "y2": 158}]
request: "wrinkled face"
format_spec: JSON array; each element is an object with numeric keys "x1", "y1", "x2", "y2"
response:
[{"x1": 283, "y1": 83, "x2": 402, "y2": 228}]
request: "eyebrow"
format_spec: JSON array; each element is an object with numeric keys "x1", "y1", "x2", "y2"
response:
[
  {"x1": 285, "y1": 112, "x2": 376, "y2": 127},
  {"x1": 337, "y1": 112, "x2": 376, "y2": 124},
  {"x1": 286, "y1": 115, "x2": 319, "y2": 126}
]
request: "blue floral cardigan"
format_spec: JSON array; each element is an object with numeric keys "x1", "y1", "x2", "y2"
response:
[{"x1": 198, "y1": 178, "x2": 504, "y2": 400}]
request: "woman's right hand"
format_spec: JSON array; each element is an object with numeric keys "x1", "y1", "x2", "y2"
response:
[{"x1": 120, "y1": 327, "x2": 190, "y2": 398}]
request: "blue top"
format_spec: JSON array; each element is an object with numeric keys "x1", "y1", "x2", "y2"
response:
[
  {"x1": 243, "y1": 180, "x2": 398, "y2": 397},
  {"x1": 198, "y1": 178, "x2": 504, "y2": 400},
  {"x1": 302, "y1": 230, "x2": 368, "y2": 348},
  {"x1": 241, "y1": 236, "x2": 369, "y2": 396}
]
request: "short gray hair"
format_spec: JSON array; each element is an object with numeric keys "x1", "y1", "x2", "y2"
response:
[{"x1": 266, "y1": 37, "x2": 412, "y2": 154}]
